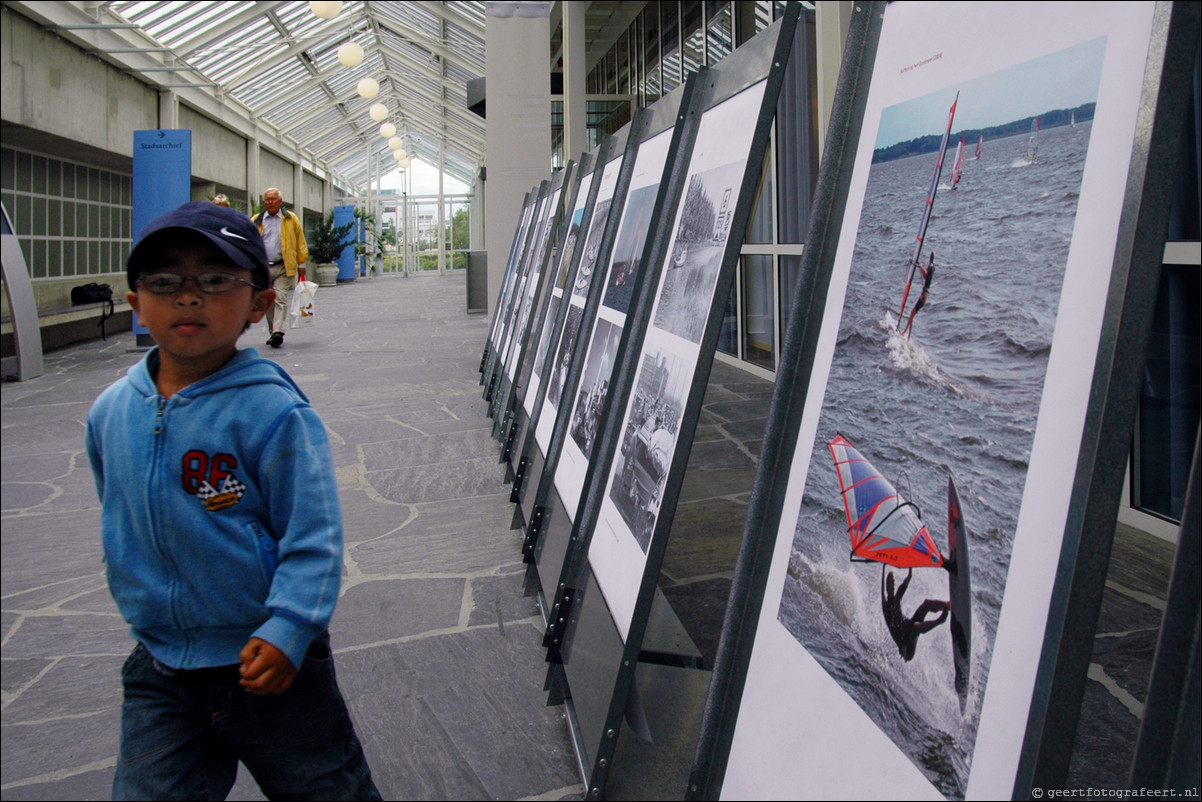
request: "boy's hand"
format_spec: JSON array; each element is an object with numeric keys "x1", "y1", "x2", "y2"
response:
[{"x1": 239, "y1": 638, "x2": 297, "y2": 695}]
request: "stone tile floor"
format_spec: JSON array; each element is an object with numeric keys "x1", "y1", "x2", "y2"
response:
[
  {"x1": 2, "y1": 271, "x2": 1179, "y2": 800},
  {"x1": 1, "y1": 273, "x2": 583, "y2": 801}
]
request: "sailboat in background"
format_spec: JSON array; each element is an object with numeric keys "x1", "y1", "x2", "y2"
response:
[
  {"x1": 951, "y1": 136, "x2": 965, "y2": 190},
  {"x1": 1027, "y1": 116, "x2": 1040, "y2": 162},
  {"x1": 974, "y1": 135, "x2": 982, "y2": 160}
]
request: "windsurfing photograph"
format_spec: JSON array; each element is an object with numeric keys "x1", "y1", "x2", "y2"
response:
[{"x1": 775, "y1": 35, "x2": 1107, "y2": 799}]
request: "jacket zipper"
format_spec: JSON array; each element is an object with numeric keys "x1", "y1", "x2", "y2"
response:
[{"x1": 150, "y1": 396, "x2": 187, "y2": 656}]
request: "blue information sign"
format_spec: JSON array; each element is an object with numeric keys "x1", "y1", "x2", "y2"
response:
[
  {"x1": 334, "y1": 204, "x2": 356, "y2": 281},
  {"x1": 132, "y1": 130, "x2": 192, "y2": 341}
]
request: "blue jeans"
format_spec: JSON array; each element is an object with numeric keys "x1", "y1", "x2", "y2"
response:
[{"x1": 113, "y1": 634, "x2": 380, "y2": 801}]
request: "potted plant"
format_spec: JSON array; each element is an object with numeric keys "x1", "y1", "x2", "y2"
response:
[{"x1": 307, "y1": 212, "x2": 354, "y2": 287}]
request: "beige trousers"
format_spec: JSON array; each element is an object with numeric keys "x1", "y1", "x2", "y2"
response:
[{"x1": 267, "y1": 263, "x2": 295, "y2": 336}]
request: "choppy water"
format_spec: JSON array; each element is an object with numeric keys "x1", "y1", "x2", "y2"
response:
[{"x1": 776, "y1": 120, "x2": 1093, "y2": 798}]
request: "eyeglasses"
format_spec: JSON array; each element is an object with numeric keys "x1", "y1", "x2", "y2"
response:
[{"x1": 138, "y1": 272, "x2": 261, "y2": 295}]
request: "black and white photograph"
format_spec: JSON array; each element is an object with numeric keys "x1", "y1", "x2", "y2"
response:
[
  {"x1": 652, "y1": 161, "x2": 746, "y2": 343},
  {"x1": 605, "y1": 344, "x2": 691, "y2": 551},
  {"x1": 529, "y1": 292, "x2": 561, "y2": 398},
  {"x1": 572, "y1": 197, "x2": 612, "y2": 301},
  {"x1": 547, "y1": 302, "x2": 583, "y2": 410},
  {"x1": 569, "y1": 316, "x2": 622, "y2": 461},
  {"x1": 602, "y1": 184, "x2": 660, "y2": 314}
]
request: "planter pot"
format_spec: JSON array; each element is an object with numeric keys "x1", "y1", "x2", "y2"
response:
[{"x1": 313, "y1": 262, "x2": 340, "y2": 287}]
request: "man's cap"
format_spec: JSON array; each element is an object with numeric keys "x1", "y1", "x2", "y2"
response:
[{"x1": 127, "y1": 201, "x2": 270, "y2": 290}]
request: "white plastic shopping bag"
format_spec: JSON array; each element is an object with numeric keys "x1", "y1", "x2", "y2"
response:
[{"x1": 288, "y1": 279, "x2": 318, "y2": 329}]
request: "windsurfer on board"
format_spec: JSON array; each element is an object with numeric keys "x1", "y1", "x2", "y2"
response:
[
  {"x1": 901, "y1": 251, "x2": 935, "y2": 339},
  {"x1": 881, "y1": 566, "x2": 950, "y2": 661}
]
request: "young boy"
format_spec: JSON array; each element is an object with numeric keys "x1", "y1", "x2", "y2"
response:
[{"x1": 86, "y1": 201, "x2": 380, "y2": 801}]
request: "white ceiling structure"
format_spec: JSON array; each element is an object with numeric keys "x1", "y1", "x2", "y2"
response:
[
  {"x1": 5, "y1": 1, "x2": 642, "y2": 196},
  {"x1": 107, "y1": 0, "x2": 490, "y2": 191}
]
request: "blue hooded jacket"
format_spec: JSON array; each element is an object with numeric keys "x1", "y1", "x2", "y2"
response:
[{"x1": 86, "y1": 347, "x2": 341, "y2": 671}]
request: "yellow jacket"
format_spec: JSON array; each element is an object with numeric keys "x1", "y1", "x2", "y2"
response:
[{"x1": 252, "y1": 209, "x2": 309, "y2": 278}]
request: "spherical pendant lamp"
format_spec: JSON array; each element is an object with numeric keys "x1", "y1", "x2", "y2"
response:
[
  {"x1": 393, "y1": 150, "x2": 406, "y2": 162},
  {"x1": 388, "y1": 136, "x2": 403, "y2": 150},
  {"x1": 310, "y1": 1, "x2": 342, "y2": 20},
  {"x1": 368, "y1": 103, "x2": 388, "y2": 122},
  {"x1": 357, "y1": 77, "x2": 379, "y2": 99},
  {"x1": 337, "y1": 41, "x2": 364, "y2": 68},
  {"x1": 379, "y1": 122, "x2": 396, "y2": 138},
  {"x1": 398, "y1": 157, "x2": 410, "y2": 169}
]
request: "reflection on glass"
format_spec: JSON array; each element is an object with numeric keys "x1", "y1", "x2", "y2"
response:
[
  {"x1": 1136, "y1": 263, "x2": 1200, "y2": 521},
  {"x1": 745, "y1": 145, "x2": 772, "y2": 244},
  {"x1": 718, "y1": 281, "x2": 737, "y2": 355},
  {"x1": 682, "y1": 1, "x2": 704, "y2": 78},
  {"x1": 643, "y1": 2, "x2": 661, "y2": 104},
  {"x1": 706, "y1": 1, "x2": 733, "y2": 65},
  {"x1": 779, "y1": 253, "x2": 803, "y2": 333},
  {"x1": 741, "y1": 254, "x2": 774, "y2": 369},
  {"x1": 661, "y1": 0, "x2": 680, "y2": 94}
]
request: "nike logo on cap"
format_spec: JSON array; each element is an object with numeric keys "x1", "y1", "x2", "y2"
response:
[{"x1": 220, "y1": 226, "x2": 248, "y2": 241}]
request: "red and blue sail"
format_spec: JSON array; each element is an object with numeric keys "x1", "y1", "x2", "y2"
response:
[{"x1": 829, "y1": 434, "x2": 944, "y2": 569}]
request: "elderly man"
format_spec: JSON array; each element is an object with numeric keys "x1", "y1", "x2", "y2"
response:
[{"x1": 251, "y1": 188, "x2": 309, "y2": 348}]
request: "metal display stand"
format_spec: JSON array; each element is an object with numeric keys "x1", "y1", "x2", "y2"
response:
[
  {"x1": 505, "y1": 147, "x2": 606, "y2": 516},
  {"x1": 497, "y1": 158, "x2": 587, "y2": 464},
  {"x1": 507, "y1": 124, "x2": 636, "y2": 538},
  {"x1": 536, "y1": 10, "x2": 801, "y2": 798},
  {"x1": 482, "y1": 182, "x2": 548, "y2": 407},
  {"x1": 512, "y1": 90, "x2": 673, "y2": 629},
  {"x1": 686, "y1": 2, "x2": 1198, "y2": 799},
  {"x1": 490, "y1": 168, "x2": 572, "y2": 444},
  {"x1": 480, "y1": 188, "x2": 538, "y2": 390},
  {"x1": 1129, "y1": 433, "x2": 1200, "y2": 793}
]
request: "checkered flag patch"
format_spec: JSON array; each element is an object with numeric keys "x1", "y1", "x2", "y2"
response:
[{"x1": 197, "y1": 476, "x2": 247, "y2": 511}]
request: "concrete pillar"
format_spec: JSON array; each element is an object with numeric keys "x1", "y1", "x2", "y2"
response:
[
  {"x1": 470, "y1": 173, "x2": 485, "y2": 251},
  {"x1": 158, "y1": 89, "x2": 179, "y2": 129},
  {"x1": 484, "y1": 1, "x2": 551, "y2": 316},
  {"x1": 562, "y1": 0, "x2": 587, "y2": 162},
  {"x1": 293, "y1": 162, "x2": 305, "y2": 223},
  {"x1": 248, "y1": 136, "x2": 261, "y2": 213}
]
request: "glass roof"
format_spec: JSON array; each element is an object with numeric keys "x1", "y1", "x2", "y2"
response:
[{"x1": 105, "y1": 0, "x2": 488, "y2": 191}]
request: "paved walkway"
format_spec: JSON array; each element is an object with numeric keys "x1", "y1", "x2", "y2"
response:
[
  {"x1": 1, "y1": 272, "x2": 584, "y2": 801},
  {"x1": 0, "y1": 269, "x2": 1178, "y2": 800}
]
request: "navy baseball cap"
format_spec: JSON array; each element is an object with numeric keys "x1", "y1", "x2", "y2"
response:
[{"x1": 127, "y1": 201, "x2": 270, "y2": 290}]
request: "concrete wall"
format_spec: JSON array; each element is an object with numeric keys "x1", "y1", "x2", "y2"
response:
[
  {"x1": 303, "y1": 170, "x2": 324, "y2": 213},
  {"x1": 1, "y1": 11, "x2": 156, "y2": 160},
  {"x1": 258, "y1": 149, "x2": 297, "y2": 204},
  {"x1": 180, "y1": 105, "x2": 247, "y2": 191}
]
